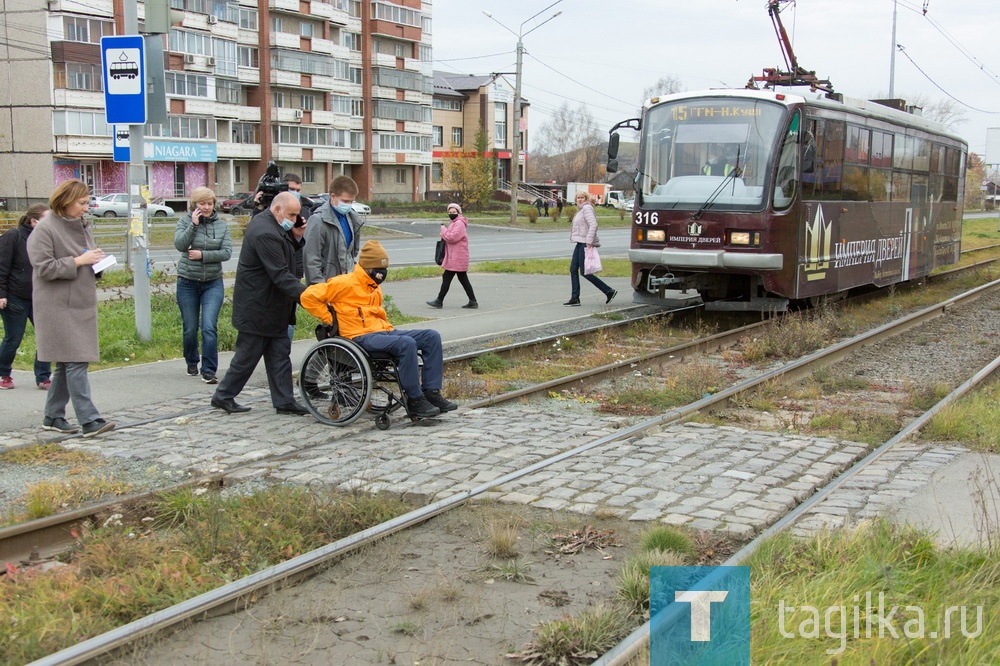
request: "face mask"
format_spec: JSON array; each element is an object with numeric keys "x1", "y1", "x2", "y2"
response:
[
  {"x1": 279, "y1": 216, "x2": 295, "y2": 231},
  {"x1": 290, "y1": 191, "x2": 301, "y2": 201},
  {"x1": 366, "y1": 268, "x2": 387, "y2": 285},
  {"x1": 335, "y1": 201, "x2": 353, "y2": 215},
  {"x1": 448, "y1": 213, "x2": 459, "y2": 220}
]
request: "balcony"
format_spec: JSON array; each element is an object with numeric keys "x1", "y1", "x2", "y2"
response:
[
  {"x1": 311, "y1": 0, "x2": 350, "y2": 25},
  {"x1": 274, "y1": 145, "x2": 304, "y2": 161},
  {"x1": 404, "y1": 121, "x2": 431, "y2": 135},
  {"x1": 237, "y1": 67, "x2": 260, "y2": 85},
  {"x1": 47, "y1": 0, "x2": 113, "y2": 16},
  {"x1": 313, "y1": 146, "x2": 351, "y2": 162},
  {"x1": 271, "y1": 70, "x2": 302, "y2": 87},
  {"x1": 183, "y1": 98, "x2": 242, "y2": 120},
  {"x1": 53, "y1": 90, "x2": 104, "y2": 109},
  {"x1": 270, "y1": 31, "x2": 301, "y2": 49},
  {"x1": 403, "y1": 90, "x2": 431, "y2": 105},
  {"x1": 274, "y1": 107, "x2": 304, "y2": 123},
  {"x1": 373, "y1": 53, "x2": 396, "y2": 68},
  {"x1": 55, "y1": 136, "x2": 112, "y2": 157},
  {"x1": 237, "y1": 106, "x2": 261, "y2": 122},
  {"x1": 310, "y1": 109, "x2": 335, "y2": 125},
  {"x1": 372, "y1": 118, "x2": 396, "y2": 132},
  {"x1": 269, "y1": 0, "x2": 299, "y2": 12},
  {"x1": 216, "y1": 142, "x2": 262, "y2": 160}
]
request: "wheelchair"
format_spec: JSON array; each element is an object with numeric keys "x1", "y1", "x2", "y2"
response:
[{"x1": 298, "y1": 336, "x2": 420, "y2": 430}]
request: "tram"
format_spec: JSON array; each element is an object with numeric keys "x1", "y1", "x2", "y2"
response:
[{"x1": 607, "y1": 89, "x2": 967, "y2": 311}]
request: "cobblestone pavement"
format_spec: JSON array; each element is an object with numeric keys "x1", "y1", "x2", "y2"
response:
[{"x1": 3, "y1": 388, "x2": 932, "y2": 540}]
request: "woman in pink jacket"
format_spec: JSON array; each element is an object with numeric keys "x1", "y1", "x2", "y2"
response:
[{"x1": 427, "y1": 203, "x2": 478, "y2": 309}]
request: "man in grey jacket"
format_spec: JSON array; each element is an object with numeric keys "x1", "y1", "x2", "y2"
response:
[{"x1": 303, "y1": 175, "x2": 365, "y2": 285}]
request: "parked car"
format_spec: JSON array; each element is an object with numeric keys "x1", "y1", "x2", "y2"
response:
[
  {"x1": 89, "y1": 193, "x2": 174, "y2": 217},
  {"x1": 308, "y1": 194, "x2": 371, "y2": 216},
  {"x1": 220, "y1": 192, "x2": 251, "y2": 213}
]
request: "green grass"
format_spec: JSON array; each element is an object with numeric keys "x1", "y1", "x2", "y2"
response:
[
  {"x1": 748, "y1": 520, "x2": 1000, "y2": 663},
  {"x1": 922, "y1": 381, "x2": 1000, "y2": 451}
]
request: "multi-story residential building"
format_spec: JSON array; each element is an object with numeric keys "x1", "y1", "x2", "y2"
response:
[
  {"x1": 0, "y1": 0, "x2": 433, "y2": 209},
  {"x1": 428, "y1": 70, "x2": 527, "y2": 201}
]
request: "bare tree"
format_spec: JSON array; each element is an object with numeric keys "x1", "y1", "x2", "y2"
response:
[
  {"x1": 869, "y1": 91, "x2": 968, "y2": 131},
  {"x1": 639, "y1": 75, "x2": 683, "y2": 106},
  {"x1": 533, "y1": 102, "x2": 603, "y2": 183}
]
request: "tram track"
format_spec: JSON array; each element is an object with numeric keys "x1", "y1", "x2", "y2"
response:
[{"x1": 17, "y1": 269, "x2": 1000, "y2": 664}]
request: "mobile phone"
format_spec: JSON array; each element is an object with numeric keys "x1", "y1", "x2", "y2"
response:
[{"x1": 293, "y1": 214, "x2": 306, "y2": 228}]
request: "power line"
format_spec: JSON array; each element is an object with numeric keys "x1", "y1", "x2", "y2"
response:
[
  {"x1": 896, "y1": 45, "x2": 1000, "y2": 114},
  {"x1": 433, "y1": 50, "x2": 514, "y2": 63},
  {"x1": 523, "y1": 51, "x2": 636, "y2": 108}
]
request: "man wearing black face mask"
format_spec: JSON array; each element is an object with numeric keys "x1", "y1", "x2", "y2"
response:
[
  {"x1": 211, "y1": 191, "x2": 309, "y2": 416},
  {"x1": 300, "y1": 240, "x2": 457, "y2": 418}
]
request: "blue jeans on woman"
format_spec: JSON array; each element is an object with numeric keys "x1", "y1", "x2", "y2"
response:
[
  {"x1": 0, "y1": 294, "x2": 50, "y2": 383},
  {"x1": 176, "y1": 277, "x2": 224, "y2": 376},
  {"x1": 569, "y1": 242, "x2": 613, "y2": 301}
]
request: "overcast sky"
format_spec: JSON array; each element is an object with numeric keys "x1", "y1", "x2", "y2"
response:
[{"x1": 430, "y1": 0, "x2": 1000, "y2": 159}]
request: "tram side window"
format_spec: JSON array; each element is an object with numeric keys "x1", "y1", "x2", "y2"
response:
[
  {"x1": 818, "y1": 120, "x2": 844, "y2": 200},
  {"x1": 871, "y1": 131, "x2": 893, "y2": 168},
  {"x1": 911, "y1": 174, "x2": 929, "y2": 207},
  {"x1": 845, "y1": 125, "x2": 870, "y2": 163},
  {"x1": 802, "y1": 118, "x2": 823, "y2": 199},
  {"x1": 893, "y1": 134, "x2": 914, "y2": 170},
  {"x1": 773, "y1": 111, "x2": 802, "y2": 210},
  {"x1": 891, "y1": 172, "x2": 911, "y2": 202},
  {"x1": 912, "y1": 137, "x2": 930, "y2": 172},
  {"x1": 869, "y1": 168, "x2": 890, "y2": 201},
  {"x1": 843, "y1": 165, "x2": 869, "y2": 201},
  {"x1": 930, "y1": 144, "x2": 945, "y2": 173}
]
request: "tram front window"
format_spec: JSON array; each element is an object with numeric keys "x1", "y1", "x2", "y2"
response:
[{"x1": 638, "y1": 98, "x2": 786, "y2": 211}]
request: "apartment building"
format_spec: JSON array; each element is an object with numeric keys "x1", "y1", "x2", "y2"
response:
[
  {"x1": 428, "y1": 70, "x2": 527, "y2": 200},
  {"x1": 0, "y1": 0, "x2": 433, "y2": 209}
]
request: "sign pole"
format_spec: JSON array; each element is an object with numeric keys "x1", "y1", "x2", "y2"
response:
[{"x1": 120, "y1": 1, "x2": 151, "y2": 341}]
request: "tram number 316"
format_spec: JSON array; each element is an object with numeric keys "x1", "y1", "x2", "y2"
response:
[{"x1": 635, "y1": 211, "x2": 660, "y2": 225}]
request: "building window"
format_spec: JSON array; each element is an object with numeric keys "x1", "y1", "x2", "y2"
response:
[
  {"x1": 303, "y1": 166, "x2": 316, "y2": 184},
  {"x1": 234, "y1": 165, "x2": 242, "y2": 183},
  {"x1": 270, "y1": 16, "x2": 283, "y2": 33},
  {"x1": 348, "y1": 0, "x2": 361, "y2": 17},
  {"x1": 63, "y1": 17, "x2": 114, "y2": 44},
  {"x1": 52, "y1": 110, "x2": 111, "y2": 137},
  {"x1": 272, "y1": 92, "x2": 285, "y2": 108},
  {"x1": 54, "y1": 63, "x2": 103, "y2": 92},
  {"x1": 231, "y1": 122, "x2": 260, "y2": 144},
  {"x1": 301, "y1": 94, "x2": 316, "y2": 111},
  {"x1": 371, "y1": 1, "x2": 423, "y2": 28},
  {"x1": 350, "y1": 67, "x2": 363, "y2": 85},
  {"x1": 169, "y1": 29, "x2": 213, "y2": 56},
  {"x1": 431, "y1": 162, "x2": 443, "y2": 183},
  {"x1": 146, "y1": 115, "x2": 217, "y2": 140},
  {"x1": 351, "y1": 99, "x2": 364, "y2": 117},
  {"x1": 165, "y1": 71, "x2": 209, "y2": 98},
  {"x1": 238, "y1": 46, "x2": 259, "y2": 68},
  {"x1": 173, "y1": 164, "x2": 186, "y2": 197},
  {"x1": 451, "y1": 127, "x2": 463, "y2": 147},
  {"x1": 419, "y1": 44, "x2": 432, "y2": 62},
  {"x1": 494, "y1": 103, "x2": 507, "y2": 148},
  {"x1": 432, "y1": 126, "x2": 443, "y2": 147},
  {"x1": 238, "y1": 7, "x2": 258, "y2": 30},
  {"x1": 432, "y1": 98, "x2": 462, "y2": 111},
  {"x1": 350, "y1": 131, "x2": 364, "y2": 150},
  {"x1": 375, "y1": 167, "x2": 382, "y2": 184},
  {"x1": 300, "y1": 21, "x2": 314, "y2": 38},
  {"x1": 374, "y1": 100, "x2": 431, "y2": 123},
  {"x1": 216, "y1": 78, "x2": 243, "y2": 105},
  {"x1": 342, "y1": 32, "x2": 361, "y2": 51},
  {"x1": 395, "y1": 168, "x2": 406, "y2": 184}
]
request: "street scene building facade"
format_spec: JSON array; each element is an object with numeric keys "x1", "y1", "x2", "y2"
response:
[
  {"x1": 428, "y1": 71, "x2": 526, "y2": 201},
  {"x1": 0, "y1": 0, "x2": 435, "y2": 208}
]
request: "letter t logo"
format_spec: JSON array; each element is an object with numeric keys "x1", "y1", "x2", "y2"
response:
[{"x1": 675, "y1": 590, "x2": 729, "y2": 641}]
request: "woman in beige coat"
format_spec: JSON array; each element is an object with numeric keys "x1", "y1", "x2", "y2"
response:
[{"x1": 26, "y1": 179, "x2": 116, "y2": 437}]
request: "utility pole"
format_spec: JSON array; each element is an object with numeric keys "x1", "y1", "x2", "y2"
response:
[
  {"x1": 889, "y1": 0, "x2": 898, "y2": 97},
  {"x1": 484, "y1": 2, "x2": 564, "y2": 224}
]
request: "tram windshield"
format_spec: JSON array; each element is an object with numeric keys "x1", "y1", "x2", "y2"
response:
[{"x1": 638, "y1": 98, "x2": 787, "y2": 211}]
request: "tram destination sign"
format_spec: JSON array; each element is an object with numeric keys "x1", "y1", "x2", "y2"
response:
[
  {"x1": 671, "y1": 104, "x2": 762, "y2": 121},
  {"x1": 101, "y1": 35, "x2": 147, "y2": 125}
]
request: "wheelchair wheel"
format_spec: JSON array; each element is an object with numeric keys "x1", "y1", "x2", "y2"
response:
[
  {"x1": 375, "y1": 413, "x2": 391, "y2": 430},
  {"x1": 299, "y1": 338, "x2": 373, "y2": 425}
]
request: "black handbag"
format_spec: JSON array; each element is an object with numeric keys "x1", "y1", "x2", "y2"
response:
[{"x1": 434, "y1": 239, "x2": 446, "y2": 266}]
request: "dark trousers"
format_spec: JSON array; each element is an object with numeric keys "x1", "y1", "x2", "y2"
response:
[
  {"x1": 176, "y1": 277, "x2": 224, "y2": 375},
  {"x1": 354, "y1": 329, "x2": 443, "y2": 399},
  {"x1": 0, "y1": 295, "x2": 50, "y2": 382},
  {"x1": 569, "y1": 242, "x2": 613, "y2": 300},
  {"x1": 214, "y1": 331, "x2": 294, "y2": 407},
  {"x1": 436, "y1": 271, "x2": 477, "y2": 303},
  {"x1": 46, "y1": 361, "x2": 100, "y2": 424}
]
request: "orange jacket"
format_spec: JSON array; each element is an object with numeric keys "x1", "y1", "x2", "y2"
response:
[{"x1": 300, "y1": 263, "x2": 393, "y2": 339}]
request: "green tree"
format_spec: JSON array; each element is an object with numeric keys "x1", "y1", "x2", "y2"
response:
[
  {"x1": 444, "y1": 126, "x2": 495, "y2": 211},
  {"x1": 965, "y1": 151, "x2": 986, "y2": 210}
]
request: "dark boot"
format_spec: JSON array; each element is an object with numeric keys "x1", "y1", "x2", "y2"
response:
[
  {"x1": 462, "y1": 301, "x2": 479, "y2": 309},
  {"x1": 426, "y1": 298, "x2": 443, "y2": 309},
  {"x1": 406, "y1": 394, "x2": 441, "y2": 418},
  {"x1": 424, "y1": 389, "x2": 458, "y2": 412}
]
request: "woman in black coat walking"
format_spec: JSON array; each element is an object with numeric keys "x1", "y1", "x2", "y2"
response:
[{"x1": 0, "y1": 204, "x2": 52, "y2": 390}]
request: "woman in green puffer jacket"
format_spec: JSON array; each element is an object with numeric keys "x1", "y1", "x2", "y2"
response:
[{"x1": 173, "y1": 187, "x2": 232, "y2": 384}]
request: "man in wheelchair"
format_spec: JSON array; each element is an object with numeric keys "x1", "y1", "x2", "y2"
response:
[{"x1": 299, "y1": 240, "x2": 457, "y2": 418}]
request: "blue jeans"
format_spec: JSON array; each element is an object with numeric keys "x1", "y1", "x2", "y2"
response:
[
  {"x1": 569, "y1": 242, "x2": 613, "y2": 300},
  {"x1": 176, "y1": 277, "x2": 224, "y2": 375},
  {"x1": 355, "y1": 329, "x2": 443, "y2": 399},
  {"x1": 0, "y1": 294, "x2": 50, "y2": 382}
]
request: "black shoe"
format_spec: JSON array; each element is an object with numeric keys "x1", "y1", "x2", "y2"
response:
[
  {"x1": 424, "y1": 389, "x2": 458, "y2": 412},
  {"x1": 606, "y1": 289, "x2": 618, "y2": 304},
  {"x1": 406, "y1": 394, "x2": 441, "y2": 418},
  {"x1": 426, "y1": 299, "x2": 443, "y2": 309},
  {"x1": 276, "y1": 402, "x2": 309, "y2": 416},
  {"x1": 187, "y1": 364, "x2": 199, "y2": 376},
  {"x1": 462, "y1": 301, "x2": 479, "y2": 309},
  {"x1": 201, "y1": 373, "x2": 218, "y2": 384},
  {"x1": 42, "y1": 416, "x2": 79, "y2": 434},
  {"x1": 81, "y1": 419, "x2": 116, "y2": 438},
  {"x1": 563, "y1": 299, "x2": 581, "y2": 306},
  {"x1": 211, "y1": 396, "x2": 251, "y2": 413}
]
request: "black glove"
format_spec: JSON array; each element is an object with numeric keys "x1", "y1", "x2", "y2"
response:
[{"x1": 315, "y1": 323, "x2": 337, "y2": 341}]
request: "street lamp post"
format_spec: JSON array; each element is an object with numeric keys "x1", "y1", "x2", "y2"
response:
[{"x1": 483, "y1": 2, "x2": 564, "y2": 224}]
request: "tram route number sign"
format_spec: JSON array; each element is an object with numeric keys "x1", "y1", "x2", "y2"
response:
[{"x1": 101, "y1": 35, "x2": 146, "y2": 125}]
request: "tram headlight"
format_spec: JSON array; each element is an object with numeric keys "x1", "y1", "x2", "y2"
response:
[
  {"x1": 729, "y1": 231, "x2": 760, "y2": 246},
  {"x1": 643, "y1": 229, "x2": 666, "y2": 242}
]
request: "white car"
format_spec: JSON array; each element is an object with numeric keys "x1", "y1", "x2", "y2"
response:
[
  {"x1": 625, "y1": 198, "x2": 635, "y2": 213},
  {"x1": 89, "y1": 193, "x2": 174, "y2": 217}
]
